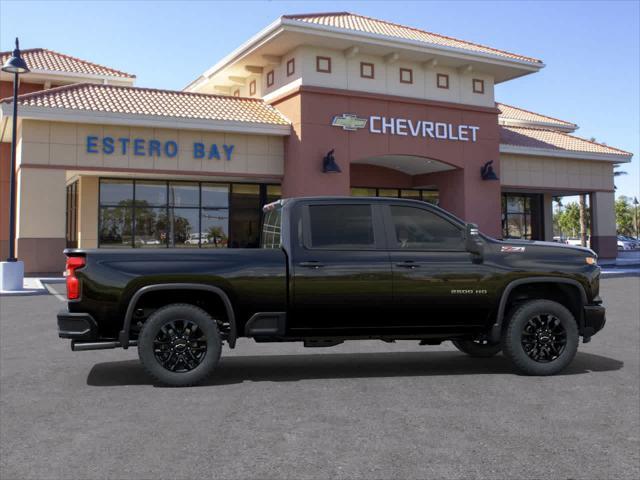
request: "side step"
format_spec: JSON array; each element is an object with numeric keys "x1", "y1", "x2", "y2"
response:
[{"x1": 71, "y1": 340, "x2": 137, "y2": 351}]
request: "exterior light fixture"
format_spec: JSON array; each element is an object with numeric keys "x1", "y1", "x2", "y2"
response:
[
  {"x1": 322, "y1": 149, "x2": 341, "y2": 173},
  {"x1": 0, "y1": 38, "x2": 30, "y2": 292},
  {"x1": 480, "y1": 160, "x2": 499, "y2": 181}
]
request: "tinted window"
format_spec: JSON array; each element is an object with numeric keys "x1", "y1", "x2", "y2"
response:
[
  {"x1": 261, "y1": 208, "x2": 282, "y2": 249},
  {"x1": 309, "y1": 205, "x2": 374, "y2": 248},
  {"x1": 390, "y1": 206, "x2": 463, "y2": 250}
]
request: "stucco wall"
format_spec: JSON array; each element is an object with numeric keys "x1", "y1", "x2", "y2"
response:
[
  {"x1": 18, "y1": 120, "x2": 285, "y2": 177},
  {"x1": 262, "y1": 46, "x2": 495, "y2": 107},
  {"x1": 500, "y1": 153, "x2": 615, "y2": 191}
]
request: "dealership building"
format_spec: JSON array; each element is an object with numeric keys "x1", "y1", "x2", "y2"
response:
[{"x1": 0, "y1": 12, "x2": 632, "y2": 272}]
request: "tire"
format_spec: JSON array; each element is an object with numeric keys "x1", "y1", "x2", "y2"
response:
[
  {"x1": 138, "y1": 303, "x2": 222, "y2": 387},
  {"x1": 452, "y1": 339, "x2": 502, "y2": 357},
  {"x1": 502, "y1": 299, "x2": 579, "y2": 376}
]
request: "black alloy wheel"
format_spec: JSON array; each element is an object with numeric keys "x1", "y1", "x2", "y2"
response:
[
  {"x1": 138, "y1": 303, "x2": 222, "y2": 387},
  {"x1": 502, "y1": 299, "x2": 578, "y2": 376},
  {"x1": 520, "y1": 313, "x2": 567, "y2": 363},
  {"x1": 153, "y1": 319, "x2": 207, "y2": 373}
]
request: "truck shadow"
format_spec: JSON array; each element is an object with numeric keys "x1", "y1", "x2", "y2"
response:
[{"x1": 86, "y1": 351, "x2": 624, "y2": 387}]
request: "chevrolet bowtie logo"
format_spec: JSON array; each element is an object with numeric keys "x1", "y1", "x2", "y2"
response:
[{"x1": 331, "y1": 114, "x2": 368, "y2": 131}]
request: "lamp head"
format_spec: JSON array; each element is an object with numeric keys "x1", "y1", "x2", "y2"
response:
[{"x1": 2, "y1": 38, "x2": 30, "y2": 74}]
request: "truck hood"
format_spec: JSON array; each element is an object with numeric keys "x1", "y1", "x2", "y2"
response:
[{"x1": 499, "y1": 239, "x2": 596, "y2": 256}]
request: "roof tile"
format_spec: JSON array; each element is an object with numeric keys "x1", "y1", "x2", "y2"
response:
[
  {"x1": 1, "y1": 83, "x2": 290, "y2": 125},
  {"x1": 497, "y1": 103, "x2": 576, "y2": 128},
  {"x1": 284, "y1": 12, "x2": 542, "y2": 64},
  {"x1": 500, "y1": 125, "x2": 631, "y2": 157},
  {"x1": 0, "y1": 48, "x2": 135, "y2": 79}
]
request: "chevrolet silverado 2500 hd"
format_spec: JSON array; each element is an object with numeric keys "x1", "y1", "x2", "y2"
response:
[{"x1": 58, "y1": 197, "x2": 605, "y2": 386}]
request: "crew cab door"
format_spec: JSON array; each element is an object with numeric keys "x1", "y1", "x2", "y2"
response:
[
  {"x1": 384, "y1": 204, "x2": 491, "y2": 328},
  {"x1": 289, "y1": 202, "x2": 392, "y2": 333}
]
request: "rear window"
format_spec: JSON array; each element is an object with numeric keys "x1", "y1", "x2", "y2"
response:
[
  {"x1": 308, "y1": 205, "x2": 374, "y2": 249},
  {"x1": 261, "y1": 208, "x2": 282, "y2": 249}
]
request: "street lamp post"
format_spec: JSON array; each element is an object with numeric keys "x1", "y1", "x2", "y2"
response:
[{"x1": 0, "y1": 38, "x2": 30, "y2": 291}]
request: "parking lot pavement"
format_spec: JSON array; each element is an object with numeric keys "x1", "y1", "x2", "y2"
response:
[{"x1": 1, "y1": 277, "x2": 639, "y2": 480}]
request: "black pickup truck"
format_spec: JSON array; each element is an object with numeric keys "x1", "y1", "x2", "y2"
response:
[{"x1": 58, "y1": 197, "x2": 605, "y2": 386}]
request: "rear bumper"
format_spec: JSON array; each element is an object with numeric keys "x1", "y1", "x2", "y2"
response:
[
  {"x1": 582, "y1": 304, "x2": 606, "y2": 341},
  {"x1": 57, "y1": 310, "x2": 97, "y2": 340}
]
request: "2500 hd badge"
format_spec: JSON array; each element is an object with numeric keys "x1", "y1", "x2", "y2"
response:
[{"x1": 58, "y1": 197, "x2": 606, "y2": 386}]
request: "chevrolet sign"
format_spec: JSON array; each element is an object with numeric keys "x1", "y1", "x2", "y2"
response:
[{"x1": 331, "y1": 114, "x2": 368, "y2": 131}]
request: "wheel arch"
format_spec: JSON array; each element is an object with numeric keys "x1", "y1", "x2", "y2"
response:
[
  {"x1": 118, "y1": 284, "x2": 237, "y2": 349},
  {"x1": 489, "y1": 277, "x2": 587, "y2": 342}
]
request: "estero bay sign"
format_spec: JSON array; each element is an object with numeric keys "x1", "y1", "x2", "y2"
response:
[
  {"x1": 86, "y1": 136, "x2": 236, "y2": 160},
  {"x1": 332, "y1": 114, "x2": 480, "y2": 142}
]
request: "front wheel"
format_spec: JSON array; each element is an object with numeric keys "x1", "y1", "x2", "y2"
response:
[
  {"x1": 452, "y1": 339, "x2": 501, "y2": 357},
  {"x1": 138, "y1": 303, "x2": 222, "y2": 387},
  {"x1": 502, "y1": 299, "x2": 578, "y2": 376}
]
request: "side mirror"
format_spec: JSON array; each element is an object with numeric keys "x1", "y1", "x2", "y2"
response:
[{"x1": 465, "y1": 223, "x2": 484, "y2": 257}]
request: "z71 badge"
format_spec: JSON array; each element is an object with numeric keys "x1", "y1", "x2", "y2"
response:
[{"x1": 501, "y1": 246, "x2": 526, "y2": 253}]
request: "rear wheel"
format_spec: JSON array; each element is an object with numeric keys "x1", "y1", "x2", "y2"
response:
[
  {"x1": 502, "y1": 299, "x2": 578, "y2": 376},
  {"x1": 452, "y1": 338, "x2": 501, "y2": 357},
  {"x1": 138, "y1": 303, "x2": 222, "y2": 387}
]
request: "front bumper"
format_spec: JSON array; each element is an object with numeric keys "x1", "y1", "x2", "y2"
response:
[
  {"x1": 582, "y1": 304, "x2": 606, "y2": 342},
  {"x1": 57, "y1": 310, "x2": 97, "y2": 340}
]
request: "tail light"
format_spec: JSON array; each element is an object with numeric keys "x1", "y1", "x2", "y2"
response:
[{"x1": 65, "y1": 256, "x2": 85, "y2": 300}]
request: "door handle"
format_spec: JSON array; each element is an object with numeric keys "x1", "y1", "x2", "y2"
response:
[
  {"x1": 299, "y1": 261, "x2": 324, "y2": 269},
  {"x1": 395, "y1": 261, "x2": 419, "y2": 269}
]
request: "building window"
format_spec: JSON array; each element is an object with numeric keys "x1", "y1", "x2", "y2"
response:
[
  {"x1": 266, "y1": 70, "x2": 274, "y2": 87},
  {"x1": 360, "y1": 62, "x2": 374, "y2": 79},
  {"x1": 400, "y1": 68, "x2": 413, "y2": 84},
  {"x1": 233, "y1": 89, "x2": 240, "y2": 97},
  {"x1": 98, "y1": 179, "x2": 280, "y2": 249},
  {"x1": 473, "y1": 78, "x2": 485, "y2": 94},
  {"x1": 437, "y1": 73, "x2": 449, "y2": 89},
  {"x1": 350, "y1": 187, "x2": 439, "y2": 205},
  {"x1": 501, "y1": 193, "x2": 543, "y2": 240},
  {"x1": 249, "y1": 80, "x2": 256, "y2": 96},
  {"x1": 316, "y1": 56, "x2": 331, "y2": 73},
  {"x1": 65, "y1": 181, "x2": 79, "y2": 248},
  {"x1": 286, "y1": 58, "x2": 295, "y2": 76}
]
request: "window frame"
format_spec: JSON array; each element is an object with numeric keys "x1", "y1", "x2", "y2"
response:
[
  {"x1": 360, "y1": 62, "x2": 375, "y2": 79},
  {"x1": 300, "y1": 202, "x2": 386, "y2": 251},
  {"x1": 316, "y1": 56, "x2": 331, "y2": 73},
  {"x1": 266, "y1": 70, "x2": 274, "y2": 87},
  {"x1": 249, "y1": 80, "x2": 256, "y2": 96},
  {"x1": 399, "y1": 67, "x2": 413, "y2": 84},
  {"x1": 286, "y1": 58, "x2": 295, "y2": 77},
  {"x1": 472, "y1": 78, "x2": 485, "y2": 94},
  {"x1": 382, "y1": 204, "x2": 466, "y2": 252},
  {"x1": 437, "y1": 73, "x2": 449, "y2": 89}
]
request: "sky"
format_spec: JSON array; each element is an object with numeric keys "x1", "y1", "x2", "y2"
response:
[{"x1": 1, "y1": 0, "x2": 638, "y2": 201}]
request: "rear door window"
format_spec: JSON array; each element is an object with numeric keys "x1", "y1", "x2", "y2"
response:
[{"x1": 308, "y1": 205, "x2": 375, "y2": 249}]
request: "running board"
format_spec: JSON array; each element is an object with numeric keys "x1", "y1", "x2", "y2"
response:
[{"x1": 71, "y1": 340, "x2": 137, "y2": 351}]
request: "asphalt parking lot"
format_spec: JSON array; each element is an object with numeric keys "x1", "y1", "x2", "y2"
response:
[{"x1": 1, "y1": 275, "x2": 639, "y2": 480}]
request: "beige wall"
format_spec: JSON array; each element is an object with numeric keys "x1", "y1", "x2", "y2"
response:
[
  {"x1": 255, "y1": 46, "x2": 495, "y2": 107},
  {"x1": 500, "y1": 154, "x2": 615, "y2": 191},
  {"x1": 19, "y1": 120, "x2": 284, "y2": 176},
  {"x1": 591, "y1": 191, "x2": 616, "y2": 237},
  {"x1": 16, "y1": 167, "x2": 66, "y2": 238}
]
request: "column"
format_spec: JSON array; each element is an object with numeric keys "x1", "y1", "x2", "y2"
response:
[
  {"x1": 542, "y1": 193, "x2": 554, "y2": 241},
  {"x1": 590, "y1": 191, "x2": 617, "y2": 259}
]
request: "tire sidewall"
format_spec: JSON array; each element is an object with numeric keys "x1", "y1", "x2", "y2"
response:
[
  {"x1": 138, "y1": 304, "x2": 221, "y2": 386},
  {"x1": 503, "y1": 300, "x2": 579, "y2": 376}
]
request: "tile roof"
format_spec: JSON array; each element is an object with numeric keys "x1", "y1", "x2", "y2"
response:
[
  {"x1": 500, "y1": 125, "x2": 631, "y2": 157},
  {"x1": 497, "y1": 103, "x2": 576, "y2": 129},
  {"x1": 1, "y1": 83, "x2": 290, "y2": 125},
  {"x1": 283, "y1": 12, "x2": 542, "y2": 65},
  {"x1": 0, "y1": 48, "x2": 135, "y2": 79}
]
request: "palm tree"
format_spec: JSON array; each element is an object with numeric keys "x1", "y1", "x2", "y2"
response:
[{"x1": 613, "y1": 165, "x2": 627, "y2": 190}]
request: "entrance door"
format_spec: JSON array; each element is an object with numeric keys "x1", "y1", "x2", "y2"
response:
[
  {"x1": 385, "y1": 204, "x2": 493, "y2": 328},
  {"x1": 289, "y1": 202, "x2": 392, "y2": 333}
]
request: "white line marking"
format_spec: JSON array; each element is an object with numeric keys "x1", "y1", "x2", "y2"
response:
[{"x1": 44, "y1": 283, "x2": 67, "y2": 302}]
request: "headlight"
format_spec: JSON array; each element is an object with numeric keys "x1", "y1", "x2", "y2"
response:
[{"x1": 585, "y1": 257, "x2": 597, "y2": 265}]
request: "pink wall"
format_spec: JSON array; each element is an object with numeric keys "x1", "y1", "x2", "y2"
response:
[{"x1": 270, "y1": 86, "x2": 502, "y2": 237}]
